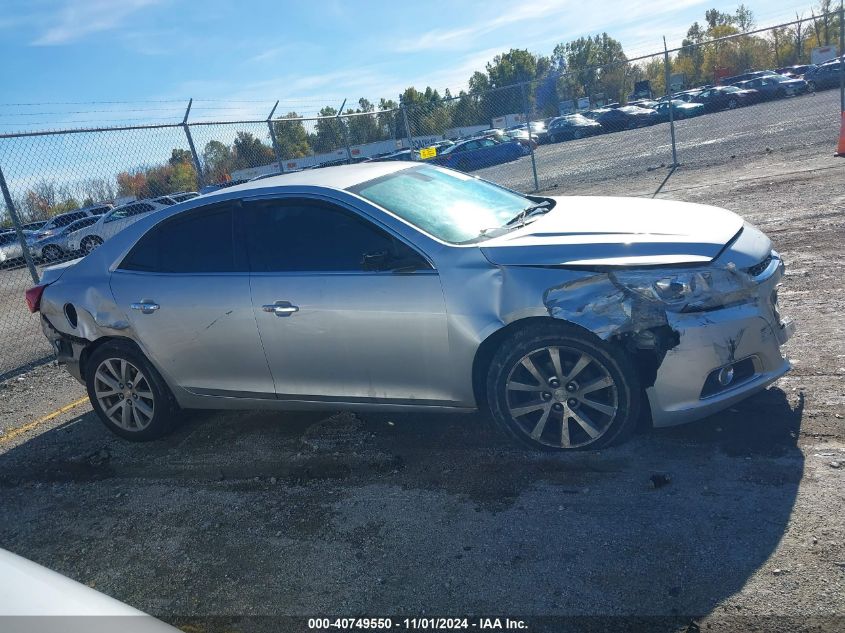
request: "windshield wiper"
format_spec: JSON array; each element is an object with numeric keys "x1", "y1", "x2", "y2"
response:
[{"x1": 505, "y1": 200, "x2": 553, "y2": 226}]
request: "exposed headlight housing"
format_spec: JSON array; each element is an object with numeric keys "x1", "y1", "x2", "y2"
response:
[{"x1": 611, "y1": 265, "x2": 754, "y2": 312}]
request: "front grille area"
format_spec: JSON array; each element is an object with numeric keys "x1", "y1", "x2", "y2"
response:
[{"x1": 746, "y1": 253, "x2": 773, "y2": 277}]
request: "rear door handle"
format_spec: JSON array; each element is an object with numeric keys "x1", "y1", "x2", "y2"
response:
[
  {"x1": 262, "y1": 300, "x2": 299, "y2": 317},
  {"x1": 130, "y1": 301, "x2": 160, "y2": 314}
]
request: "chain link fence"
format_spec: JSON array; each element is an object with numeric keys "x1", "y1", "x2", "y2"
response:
[{"x1": 1, "y1": 14, "x2": 844, "y2": 376}]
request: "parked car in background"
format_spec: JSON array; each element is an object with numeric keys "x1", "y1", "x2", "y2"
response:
[
  {"x1": 67, "y1": 198, "x2": 172, "y2": 255},
  {"x1": 666, "y1": 89, "x2": 704, "y2": 103},
  {"x1": 628, "y1": 99, "x2": 659, "y2": 109},
  {"x1": 32, "y1": 163, "x2": 794, "y2": 452},
  {"x1": 22, "y1": 220, "x2": 47, "y2": 232},
  {"x1": 496, "y1": 128, "x2": 538, "y2": 150},
  {"x1": 199, "y1": 179, "x2": 250, "y2": 194},
  {"x1": 594, "y1": 105, "x2": 660, "y2": 132},
  {"x1": 372, "y1": 149, "x2": 416, "y2": 162},
  {"x1": 169, "y1": 191, "x2": 199, "y2": 203},
  {"x1": 28, "y1": 215, "x2": 100, "y2": 261},
  {"x1": 804, "y1": 60, "x2": 845, "y2": 91},
  {"x1": 691, "y1": 85, "x2": 757, "y2": 111},
  {"x1": 546, "y1": 114, "x2": 603, "y2": 142},
  {"x1": 776, "y1": 64, "x2": 817, "y2": 78},
  {"x1": 653, "y1": 99, "x2": 706, "y2": 121},
  {"x1": 32, "y1": 204, "x2": 113, "y2": 242},
  {"x1": 735, "y1": 74, "x2": 808, "y2": 99},
  {"x1": 433, "y1": 136, "x2": 527, "y2": 171},
  {"x1": 722, "y1": 70, "x2": 778, "y2": 85},
  {"x1": 0, "y1": 231, "x2": 33, "y2": 266}
]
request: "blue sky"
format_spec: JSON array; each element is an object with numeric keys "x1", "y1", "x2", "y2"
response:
[{"x1": 0, "y1": 0, "x2": 816, "y2": 130}]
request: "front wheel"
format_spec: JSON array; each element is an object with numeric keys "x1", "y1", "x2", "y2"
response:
[
  {"x1": 42, "y1": 244, "x2": 63, "y2": 261},
  {"x1": 86, "y1": 341, "x2": 179, "y2": 441},
  {"x1": 81, "y1": 235, "x2": 103, "y2": 254},
  {"x1": 727, "y1": 98, "x2": 738, "y2": 109},
  {"x1": 486, "y1": 323, "x2": 640, "y2": 451}
]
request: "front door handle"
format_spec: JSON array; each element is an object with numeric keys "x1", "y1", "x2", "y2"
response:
[
  {"x1": 262, "y1": 300, "x2": 299, "y2": 317},
  {"x1": 130, "y1": 300, "x2": 160, "y2": 314}
]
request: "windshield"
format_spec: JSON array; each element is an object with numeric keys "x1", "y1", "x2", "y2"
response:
[{"x1": 348, "y1": 165, "x2": 533, "y2": 244}]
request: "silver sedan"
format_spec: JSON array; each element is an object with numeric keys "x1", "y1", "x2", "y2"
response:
[{"x1": 30, "y1": 163, "x2": 794, "y2": 450}]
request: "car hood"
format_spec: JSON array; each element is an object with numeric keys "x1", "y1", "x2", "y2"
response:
[{"x1": 479, "y1": 196, "x2": 745, "y2": 267}]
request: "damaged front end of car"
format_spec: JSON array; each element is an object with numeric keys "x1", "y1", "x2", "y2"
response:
[{"x1": 541, "y1": 252, "x2": 794, "y2": 427}]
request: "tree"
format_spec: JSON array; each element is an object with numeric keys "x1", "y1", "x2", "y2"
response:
[
  {"x1": 232, "y1": 131, "x2": 275, "y2": 169},
  {"x1": 346, "y1": 98, "x2": 384, "y2": 145},
  {"x1": 169, "y1": 148, "x2": 194, "y2": 166},
  {"x1": 202, "y1": 140, "x2": 234, "y2": 183},
  {"x1": 312, "y1": 106, "x2": 346, "y2": 154},
  {"x1": 273, "y1": 112, "x2": 312, "y2": 159},
  {"x1": 676, "y1": 22, "x2": 707, "y2": 85},
  {"x1": 705, "y1": 8, "x2": 734, "y2": 30},
  {"x1": 377, "y1": 98, "x2": 401, "y2": 140},
  {"x1": 553, "y1": 33, "x2": 627, "y2": 102}
]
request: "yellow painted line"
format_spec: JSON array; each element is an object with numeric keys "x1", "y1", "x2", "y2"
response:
[{"x1": 1, "y1": 396, "x2": 90, "y2": 445}]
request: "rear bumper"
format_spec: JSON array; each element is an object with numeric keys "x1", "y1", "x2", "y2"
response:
[{"x1": 647, "y1": 256, "x2": 794, "y2": 427}]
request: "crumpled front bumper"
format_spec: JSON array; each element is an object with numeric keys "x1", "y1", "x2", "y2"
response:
[{"x1": 647, "y1": 255, "x2": 794, "y2": 427}]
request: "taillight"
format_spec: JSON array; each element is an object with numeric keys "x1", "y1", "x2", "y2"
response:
[{"x1": 25, "y1": 284, "x2": 47, "y2": 313}]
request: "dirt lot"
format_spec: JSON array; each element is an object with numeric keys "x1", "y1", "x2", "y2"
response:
[{"x1": 0, "y1": 148, "x2": 843, "y2": 632}]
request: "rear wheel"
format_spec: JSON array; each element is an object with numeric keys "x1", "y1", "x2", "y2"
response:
[
  {"x1": 486, "y1": 323, "x2": 640, "y2": 451},
  {"x1": 573, "y1": 129, "x2": 585, "y2": 139},
  {"x1": 86, "y1": 341, "x2": 179, "y2": 441},
  {"x1": 81, "y1": 235, "x2": 103, "y2": 255}
]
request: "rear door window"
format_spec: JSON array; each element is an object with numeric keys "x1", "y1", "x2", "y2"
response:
[{"x1": 119, "y1": 204, "x2": 239, "y2": 273}]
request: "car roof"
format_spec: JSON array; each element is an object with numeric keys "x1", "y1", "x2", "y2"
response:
[{"x1": 203, "y1": 162, "x2": 416, "y2": 198}]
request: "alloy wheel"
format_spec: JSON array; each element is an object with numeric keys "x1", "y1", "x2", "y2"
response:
[
  {"x1": 505, "y1": 346, "x2": 618, "y2": 449},
  {"x1": 93, "y1": 358, "x2": 155, "y2": 432},
  {"x1": 82, "y1": 237, "x2": 102, "y2": 254},
  {"x1": 43, "y1": 245, "x2": 62, "y2": 261}
]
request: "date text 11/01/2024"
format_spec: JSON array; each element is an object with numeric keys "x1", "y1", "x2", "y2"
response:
[{"x1": 307, "y1": 617, "x2": 529, "y2": 630}]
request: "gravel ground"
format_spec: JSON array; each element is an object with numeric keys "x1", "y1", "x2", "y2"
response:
[{"x1": 0, "y1": 131, "x2": 843, "y2": 632}]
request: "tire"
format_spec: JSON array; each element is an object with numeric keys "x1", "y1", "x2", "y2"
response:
[
  {"x1": 81, "y1": 235, "x2": 103, "y2": 255},
  {"x1": 457, "y1": 159, "x2": 471, "y2": 172},
  {"x1": 485, "y1": 322, "x2": 640, "y2": 451},
  {"x1": 807, "y1": 81, "x2": 816, "y2": 93},
  {"x1": 727, "y1": 98, "x2": 738, "y2": 109},
  {"x1": 42, "y1": 245, "x2": 63, "y2": 261},
  {"x1": 85, "y1": 340, "x2": 179, "y2": 441},
  {"x1": 573, "y1": 129, "x2": 585, "y2": 139}
]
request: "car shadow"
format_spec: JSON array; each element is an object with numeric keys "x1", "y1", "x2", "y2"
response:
[{"x1": 0, "y1": 385, "x2": 804, "y2": 631}]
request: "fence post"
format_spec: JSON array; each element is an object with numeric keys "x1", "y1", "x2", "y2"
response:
[
  {"x1": 521, "y1": 82, "x2": 540, "y2": 192},
  {"x1": 181, "y1": 99, "x2": 204, "y2": 188},
  {"x1": 0, "y1": 165, "x2": 39, "y2": 284},
  {"x1": 401, "y1": 105, "x2": 414, "y2": 152},
  {"x1": 663, "y1": 37, "x2": 679, "y2": 167},
  {"x1": 839, "y1": 2, "x2": 844, "y2": 114},
  {"x1": 266, "y1": 100, "x2": 285, "y2": 173}
]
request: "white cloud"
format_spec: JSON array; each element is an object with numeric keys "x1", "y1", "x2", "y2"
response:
[
  {"x1": 393, "y1": 0, "x2": 573, "y2": 53},
  {"x1": 31, "y1": 0, "x2": 164, "y2": 46}
]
